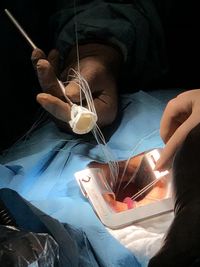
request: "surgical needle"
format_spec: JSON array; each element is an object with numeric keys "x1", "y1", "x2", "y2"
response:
[{"x1": 4, "y1": 9, "x2": 73, "y2": 106}]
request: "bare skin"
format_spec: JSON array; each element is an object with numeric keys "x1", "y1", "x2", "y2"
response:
[
  {"x1": 31, "y1": 43, "x2": 122, "y2": 132},
  {"x1": 156, "y1": 89, "x2": 200, "y2": 171},
  {"x1": 149, "y1": 123, "x2": 200, "y2": 267}
]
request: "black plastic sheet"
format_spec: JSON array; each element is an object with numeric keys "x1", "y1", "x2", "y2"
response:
[{"x1": 0, "y1": 225, "x2": 59, "y2": 267}]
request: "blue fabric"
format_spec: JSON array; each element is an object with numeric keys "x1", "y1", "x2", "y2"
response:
[{"x1": 0, "y1": 90, "x2": 182, "y2": 267}]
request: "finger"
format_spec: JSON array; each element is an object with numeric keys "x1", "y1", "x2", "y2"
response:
[
  {"x1": 61, "y1": 60, "x2": 106, "y2": 101},
  {"x1": 92, "y1": 86, "x2": 118, "y2": 127},
  {"x1": 156, "y1": 113, "x2": 200, "y2": 171},
  {"x1": 65, "y1": 76, "x2": 103, "y2": 103},
  {"x1": 36, "y1": 59, "x2": 63, "y2": 98},
  {"x1": 36, "y1": 93, "x2": 71, "y2": 122},
  {"x1": 65, "y1": 81, "x2": 82, "y2": 103},
  {"x1": 61, "y1": 69, "x2": 87, "y2": 103},
  {"x1": 160, "y1": 97, "x2": 191, "y2": 143},
  {"x1": 31, "y1": 48, "x2": 46, "y2": 68},
  {"x1": 47, "y1": 49, "x2": 60, "y2": 75}
]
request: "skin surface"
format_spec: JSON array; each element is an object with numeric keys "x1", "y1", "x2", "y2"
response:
[
  {"x1": 149, "y1": 123, "x2": 200, "y2": 267},
  {"x1": 31, "y1": 44, "x2": 122, "y2": 132},
  {"x1": 156, "y1": 89, "x2": 200, "y2": 171}
]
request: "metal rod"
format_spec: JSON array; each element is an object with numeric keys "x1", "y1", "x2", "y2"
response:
[
  {"x1": 4, "y1": 9, "x2": 37, "y2": 50},
  {"x1": 57, "y1": 79, "x2": 73, "y2": 106},
  {"x1": 4, "y1": 9, "x2": 73, "y2": 107}
]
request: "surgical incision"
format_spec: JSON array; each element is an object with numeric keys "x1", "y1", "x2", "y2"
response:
[{"x1": 88, "y1": 153, "x2": 170, "y2": 213}]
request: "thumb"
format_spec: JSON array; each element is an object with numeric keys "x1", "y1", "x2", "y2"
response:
[{"x1": 65, "y1": 80, "x2": 83, "y2": 103}]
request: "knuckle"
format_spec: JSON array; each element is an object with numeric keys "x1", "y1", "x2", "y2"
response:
[{"x1": 166, "y1": 98, "x2": 177, "y2": 109}]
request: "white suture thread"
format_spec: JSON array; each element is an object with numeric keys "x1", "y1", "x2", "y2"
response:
[{"x1": 70, "y1": 0, "x2": 119, "y2": 188}]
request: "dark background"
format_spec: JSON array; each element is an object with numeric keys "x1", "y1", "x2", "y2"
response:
[
  {"x1": 159, "y1": 0, "x2": 200, "y2": 89},
  {"x1": 0, "y1": 0, "x2": 200, "y2": 150},
  {"x1": 0, "y1": 1, "x2": 54, "y2": 150}
]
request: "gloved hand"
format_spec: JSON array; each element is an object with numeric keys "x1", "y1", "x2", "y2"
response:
[
  {"x1": 155, "y1": 89, "x2": 200, "y2": 170},
  {"x1": 31, "y1": 43, "x2": 122, "y2": 133}
]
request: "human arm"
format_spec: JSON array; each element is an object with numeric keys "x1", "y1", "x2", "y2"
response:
[
  {"x1": 33, "y1": 0, "x2": 167, "y2": 133},
  {"x1": 32, "y1": 43, "x2": 121, "y2": 132},
  {"x1": 155, "y1": 89, "x2": 200, "y2": 170},
  {"x1": 52, "y1": 0, "x2": 167, "y2": 88}
]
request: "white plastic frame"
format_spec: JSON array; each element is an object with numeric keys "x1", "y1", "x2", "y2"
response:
[{"x1": 75, "y1": 149, "x2": 174, "y2": 229}]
